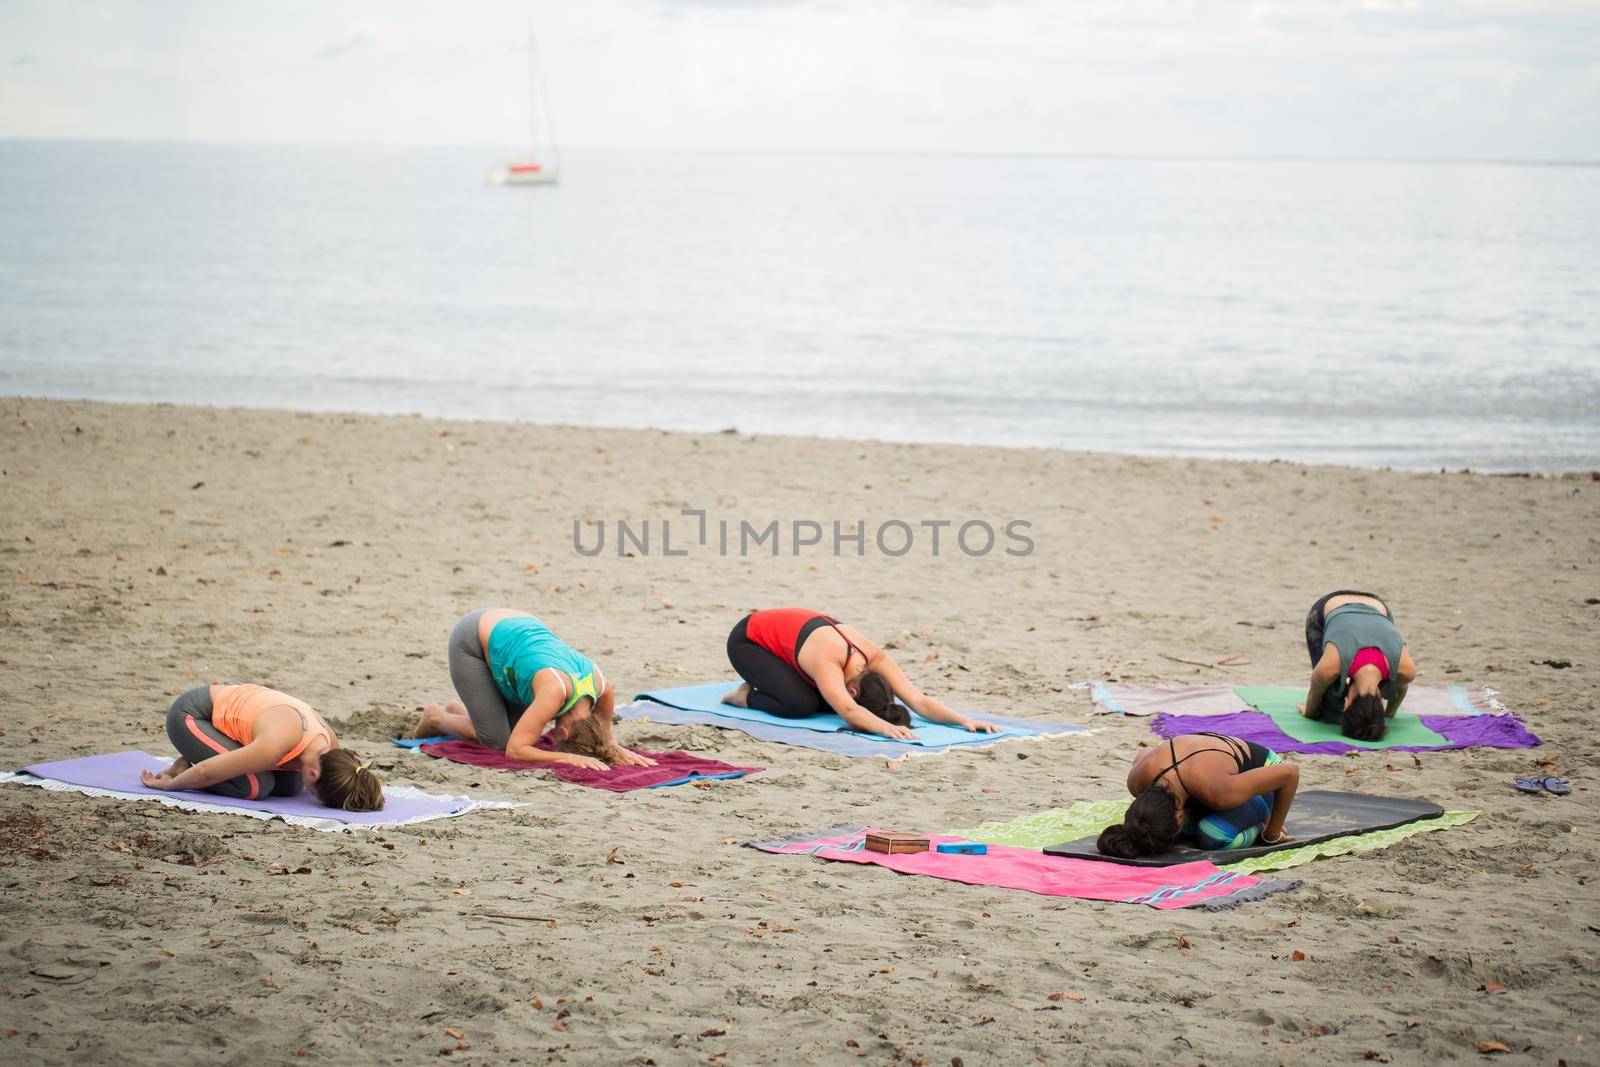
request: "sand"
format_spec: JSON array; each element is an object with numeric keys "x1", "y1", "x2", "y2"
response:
[{"x1": 0, "y1": 395, "x2": 1595, "y2": 1065}]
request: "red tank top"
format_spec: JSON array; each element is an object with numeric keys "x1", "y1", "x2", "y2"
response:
[{"x1": 745, "y1": 608, "x2": 835, "y2": 677}]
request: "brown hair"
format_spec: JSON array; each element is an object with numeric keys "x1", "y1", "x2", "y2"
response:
[
  {"x1": 560, "y1": 710, "x2": 623, "y2": 763},
  {"x1": 856, "y1": 671, "x2": 910, "y2": 727},
  {"x1": 317, "y1": 748, "x2": 385, "y2": 811},
  {"x1": 1096, "y1": 787, "x2": 1180, "y2": 858}
]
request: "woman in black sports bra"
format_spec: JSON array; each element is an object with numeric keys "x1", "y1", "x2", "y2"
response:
[{"x1": 1096, "y1": 732, "x2": 1301, "y2": 859}]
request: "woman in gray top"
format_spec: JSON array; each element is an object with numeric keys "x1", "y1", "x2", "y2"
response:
[{"x1": 1302, "y1": 590, "x2": 1418, "y2": 740}]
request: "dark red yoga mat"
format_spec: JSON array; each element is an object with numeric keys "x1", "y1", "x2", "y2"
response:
[{"x1": 418, "y1": 739, "x2": 761, "y2": 792}]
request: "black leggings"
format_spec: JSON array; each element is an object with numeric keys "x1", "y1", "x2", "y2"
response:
[
  {"x1": 165, "y1": 686, "x2": 303, "y2": 800},
  {"x1": 726, "y1": 615, "x2": 828, "y2": 718}
]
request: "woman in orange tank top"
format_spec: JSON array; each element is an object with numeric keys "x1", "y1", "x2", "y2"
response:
[{"x1": 144, "y1": 684, "x2": 384, "y2": 811}]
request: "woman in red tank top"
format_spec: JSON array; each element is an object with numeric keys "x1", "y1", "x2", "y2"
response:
[{"x1": 723, "y1": 608, "x2": 999, "y2": 741}]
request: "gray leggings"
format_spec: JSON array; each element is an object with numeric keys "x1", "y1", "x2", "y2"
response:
[
  {"x1": 165, "y1": 686, "x2": 303, "y2": 800},
  {"x1": 448, "y1": 610, "x2": 519, "y2": 750}
]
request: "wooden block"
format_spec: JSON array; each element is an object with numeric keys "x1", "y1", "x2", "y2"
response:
[{"x1": 865, "y1": 831, "x2": 930, "y2": 855}]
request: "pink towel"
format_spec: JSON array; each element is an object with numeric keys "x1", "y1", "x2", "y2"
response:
[
  {"x1": 418, "y1": 738, "x2": 761, "y2": 792},
  {"x1": 749, "y1": 825, "x2": 1296, "y2": 910}
]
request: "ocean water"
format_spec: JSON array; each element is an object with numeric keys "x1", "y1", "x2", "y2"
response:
[{"x1": 2, "y1": 140, "x2": 1596, "y2": 472}]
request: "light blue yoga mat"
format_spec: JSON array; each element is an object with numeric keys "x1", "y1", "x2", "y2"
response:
[
  {"x1": 628, "y1": 683, "x2": 1088, "y2": 757},
  {"x1": 391, "y1": 736, "x2": 447, "y2": 750},
  {"x1": 635, "y1": 682, "x2": 1020, "y2": 746}
]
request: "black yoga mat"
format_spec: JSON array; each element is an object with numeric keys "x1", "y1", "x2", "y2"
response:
[{"x1": 1043, "y1": 790, "x2": 1446, "y2": 868}]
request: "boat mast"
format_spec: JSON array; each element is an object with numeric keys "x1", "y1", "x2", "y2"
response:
[
  {"x1": 527, "y1": 23, "x2": 560, "y2": 170},
  {"x1": 527, "y1": 22, "x2": 539, "y2": 159}
]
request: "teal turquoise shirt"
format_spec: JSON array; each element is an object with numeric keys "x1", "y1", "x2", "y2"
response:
[{"x1": 486, "y1": 616, "x2": 603, "y2": 716}]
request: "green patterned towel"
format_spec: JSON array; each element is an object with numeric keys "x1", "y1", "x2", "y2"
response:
[
  {"x1": 960, "y1": 798, "x2": 1133, "y2": 849},
  {"x1": 956, "y1": 802, "x2": 1479, "y2": 873}
]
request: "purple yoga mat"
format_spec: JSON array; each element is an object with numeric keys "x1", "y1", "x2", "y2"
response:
[
  {"x1": 418, "y1": 738, "x2": 762, "y2": 792},
  {"x1": 19, "y1": 751, "x2": 476, "y2": 827},
  {"x1": 1151, "y1": 711, "x2": 1542, "y2": 755}
]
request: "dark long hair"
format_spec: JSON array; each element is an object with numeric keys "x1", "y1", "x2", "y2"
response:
[
  {"x1": 1342, "y1": 692, "x2": 1387, "y2": 741},
  {"x1": 1097, "y1": 787, "x2": 1179, "y2": 858},
  {"x1": 856, "y1": 670, "x2": 910, "y2": 727}
]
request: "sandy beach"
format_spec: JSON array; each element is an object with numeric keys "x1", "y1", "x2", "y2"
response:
[{"x1": 0, "y1": 394, "x2": 1595, "y2": 1065}]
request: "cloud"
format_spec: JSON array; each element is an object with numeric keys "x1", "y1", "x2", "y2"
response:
[
  {"x1": 0, "y1": 0, "x2": 1594, "y2": 160},
  {"x1": 655, "y1": 0, "x2": 808, "y2": 7},
  {"x1": 316, "y1": 32, "x2": 375, "y2": 59}
]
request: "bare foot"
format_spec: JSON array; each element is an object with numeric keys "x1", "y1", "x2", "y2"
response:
[
  {"x1": 721, "y1": 683, "x2": 751, "y2": 708},
  {"x1": 445, "y1": 700, "x2": 468, "y2": 716},
  {"x1": 161, "y1": 757, "x2": 191, "y2": 777},
  {"x1": 413, "y1": 703, "x2": 446, "y2": 738}
]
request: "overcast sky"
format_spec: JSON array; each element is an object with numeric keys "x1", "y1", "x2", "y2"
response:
[{"x1": 1, "y1": 0, "x2": 1596, "y2": 160}]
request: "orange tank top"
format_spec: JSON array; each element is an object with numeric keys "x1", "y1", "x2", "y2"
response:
[{"x1": 209, "y1": 683, "x2": 335, "y2": 768}]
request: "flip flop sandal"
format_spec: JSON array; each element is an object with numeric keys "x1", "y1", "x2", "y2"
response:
[
  {"x1": 1514, "y1": 777, "x2": 1544, "y2": 793},
  {"x1": 1541, "y1": 777, "x2": 1572, "y2": 796}
]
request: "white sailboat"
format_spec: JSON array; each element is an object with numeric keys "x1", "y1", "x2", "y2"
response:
[{"x1": 486, "y1": 26, "x2": 560, "y2": 187}]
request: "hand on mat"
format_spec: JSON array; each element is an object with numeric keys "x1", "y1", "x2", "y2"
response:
[
  {"x1": 554, "y1": 753, "x2": 610, "y2": 772},
  {"x1": 139, "y1": 770, "x2": 177, "y2": 790},
  {"x1": 959, "y1": 717, "x2": 1002, "y2": 733},
  {"x1": 611, "y1": 748, "x2": 658, "y2": 768},
  {"x1": 879, "y1": 724, "x2": 918, "y2": 742}
]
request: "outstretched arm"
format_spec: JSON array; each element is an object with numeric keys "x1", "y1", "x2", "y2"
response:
[
  {"x1": 869, "y1": 656, "x2": 1000, "y2": 733},
  {"x1": 504, "y1": 672, "x2": 606, "y2": 770},
  {"x1": 814, "y1": 664, "x2": 917, "y2": 741}
]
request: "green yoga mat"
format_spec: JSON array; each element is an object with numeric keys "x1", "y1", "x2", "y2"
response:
[
  {"x1": 1233, "y1": 685, "x2": 1449, "y2": 749},
  {"x1": 956, "y1": 800, "x2": 1478, "y2": 874}
]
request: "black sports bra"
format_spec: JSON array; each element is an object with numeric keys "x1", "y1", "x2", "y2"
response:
[
  {"x1": 797, "y1": 616, "x2": 868, "y2": 685},
  {"x1": 1151, "y1": 732, "x2": 1250, "y2": 797}
]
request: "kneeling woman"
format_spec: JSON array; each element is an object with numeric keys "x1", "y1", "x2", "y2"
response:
[
  {"x1": 1097, "y1": 733, "x2": 1299, "y2": 859},
  {"x1": 414, "y1": 608, "x2": 655, "y2": 771},
  {"x1": 143, "y1": 683, "x2": 384, "y2": 811},
  {"x1": 722, "y1": 607, "x2": 998, "y2": 741},
  {"x1": 1303, "y1": 589, "x2": 1417, "y2": 741}
]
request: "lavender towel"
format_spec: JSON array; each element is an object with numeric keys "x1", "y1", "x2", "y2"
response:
[
  {"x1": 1091, "y1": 683, "x2": 1253, "y2": 717},
  {"x1": 9, "y1": 751, "x2": 490, "y2": 829}
]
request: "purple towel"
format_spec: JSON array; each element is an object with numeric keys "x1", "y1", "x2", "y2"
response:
[
  {"x1": 418, "y1": 739, "x2": 761, "y2": 792},
  {"x1": 1151, "y1": 710, "x2": 1542, "y2": 755},
  {"x1": 14, "y1": 751, "x2": 479, "y2": 827}
]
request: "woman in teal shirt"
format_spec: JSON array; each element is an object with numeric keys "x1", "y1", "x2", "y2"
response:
[{"x1": 414, "y1": 608, "x2": 655, "y2": 770}]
